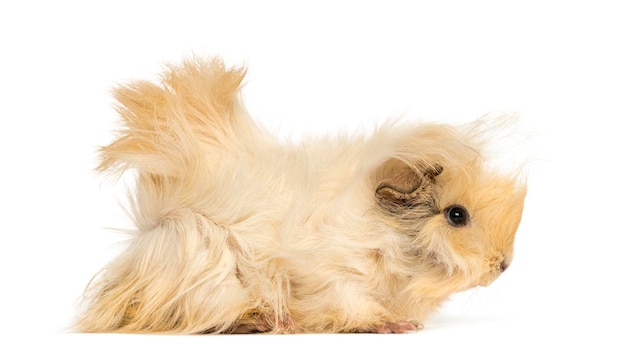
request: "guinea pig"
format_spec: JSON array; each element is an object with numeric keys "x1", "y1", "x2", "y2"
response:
[{"x1": 76, "y1": 57, "x2": 527, "y2": 334}]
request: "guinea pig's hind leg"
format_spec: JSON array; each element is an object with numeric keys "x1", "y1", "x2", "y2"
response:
[
  {"x1": 229, "y1": 312, "x2": 295, "y2": 334},
  {"x1": 229, "y1": 322, "x2": 271, "y2": 333},
  {"x1": 367, "y1": 321, "x2": 423, "y2": 334}
]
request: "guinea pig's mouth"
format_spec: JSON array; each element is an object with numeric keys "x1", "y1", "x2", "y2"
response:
[
  {"x1": 477, "y1": 273, "x2": 499, "y2": 287},
  {"x1": 477, "y1": 258, "x2": 510, "y2": 286}
]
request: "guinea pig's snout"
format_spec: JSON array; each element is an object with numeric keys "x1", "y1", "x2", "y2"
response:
[
  {"x1": 499, "y1": 260, "x2": 509, "y2": 273},
  {"x1": 498, "y1": 253, "x2": 514, "y2": 274},
  {"x1": 478, "y1": 256, "x2": 512, "y2": 286}
]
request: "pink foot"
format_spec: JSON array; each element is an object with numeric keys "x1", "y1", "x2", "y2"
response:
[{"x1": 275, "y1": 314, "x2": 296, "y2": 333}]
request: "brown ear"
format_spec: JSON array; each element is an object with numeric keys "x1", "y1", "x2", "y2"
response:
[{"x1": 375, "y1": 165, "x2": 442, "y2": 206}]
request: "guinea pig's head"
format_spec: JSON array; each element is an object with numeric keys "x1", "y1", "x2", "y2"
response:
[{"x1": 375, "y1": 154, "x2": 526, "y2": 290}]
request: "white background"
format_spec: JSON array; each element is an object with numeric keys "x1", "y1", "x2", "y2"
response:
[{"x1": 1, "y1": 0, "x2": 624, "y2": 354}]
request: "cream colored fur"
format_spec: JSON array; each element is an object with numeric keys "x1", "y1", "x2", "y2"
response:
[{"x1": 76, "y1": 57, "x2": 527, "y2": 334}]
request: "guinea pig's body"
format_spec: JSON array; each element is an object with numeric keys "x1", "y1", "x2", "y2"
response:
[{"x1": 77, "y1": 58, "x2": 526, "y2": 334}]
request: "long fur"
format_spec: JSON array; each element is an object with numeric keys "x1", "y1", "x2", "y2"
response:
[{"x1": 77, "y1": 57, "x2": 526, "y2": 334}]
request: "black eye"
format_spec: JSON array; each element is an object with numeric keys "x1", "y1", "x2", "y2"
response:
[{"x1": 445, "y1": 205, "x2": 469, "y2": 227}]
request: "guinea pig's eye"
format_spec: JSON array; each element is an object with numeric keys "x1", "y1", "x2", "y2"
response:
[{"x1": 445, "y1": 205, "x2": 469, "y2": 227}]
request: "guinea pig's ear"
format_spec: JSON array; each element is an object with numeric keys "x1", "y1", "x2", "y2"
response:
[{"x1": 375, "y1": 164, "x2": 442, "y2": 207}]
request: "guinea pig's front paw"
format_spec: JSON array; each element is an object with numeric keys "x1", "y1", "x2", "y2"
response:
[
  {"x1": 369, "y1": 321, "x2": 423, "y2": 334},
  {"x1": 275, "y1": 314, "x2": 296, "y2": 333}
]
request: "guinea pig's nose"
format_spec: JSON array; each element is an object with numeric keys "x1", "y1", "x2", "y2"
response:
[{"x1": 499, "y1": 260, "x2": 509, "y2": 272}]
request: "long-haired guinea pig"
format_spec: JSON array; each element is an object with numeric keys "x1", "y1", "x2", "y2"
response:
[{"x1": 76, "y1": 57, "x2": 526, "y2": 334}]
